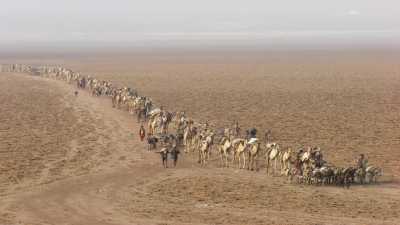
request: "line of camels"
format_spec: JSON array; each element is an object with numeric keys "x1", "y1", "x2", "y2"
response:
[{"x1": 2, "y1": 64, "x2": 383, "y2": 188}]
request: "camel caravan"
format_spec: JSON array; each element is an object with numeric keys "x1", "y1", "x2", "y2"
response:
[{"x1": 2, "y1": 63, "x2": 384, "y2": 188}]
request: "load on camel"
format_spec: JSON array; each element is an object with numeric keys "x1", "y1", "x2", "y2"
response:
[{"x1": 7, "y1": 63, "x2": 385, "y2": 188}]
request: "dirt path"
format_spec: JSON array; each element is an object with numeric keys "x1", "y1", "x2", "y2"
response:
[
  {"x1": 1, "y1": 73, "x2": 400, "y2": 225},
  {"x1": 0, "y1": 73, "x2": 162, "y2": 225}
]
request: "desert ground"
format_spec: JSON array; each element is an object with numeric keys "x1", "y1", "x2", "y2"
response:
[{"x1": 1, "y1": 49, "x2": 400, "y2": 225}]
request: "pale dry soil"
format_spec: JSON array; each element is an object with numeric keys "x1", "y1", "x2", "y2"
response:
[
  {"x1": 33, "y1": 50, "x2": 400, "y2": 178},
  {"x1": 1, "y1": 50, "x2": 400, "y2": 225},
  {"x1": 0, "y1": 71, "x2": 400, "y2": 225}
]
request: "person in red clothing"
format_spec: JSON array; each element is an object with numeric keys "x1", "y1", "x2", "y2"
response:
[{"x1": 139, "y1": 125, "x2": 146, "y2": 141}]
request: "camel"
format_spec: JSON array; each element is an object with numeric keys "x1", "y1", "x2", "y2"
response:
[
  {"x1": 342, "y1": 167, "x2": 357, "y2": 188},
  {"x1": 265, "y1": 142, "x2": 281, "y2": 175},
  {"x1": 160, "y1": 111, "x2": 172, "y2": 134},
  {"x1": 205, "y1": 132, "x2": 214, "y2": 158},
  {"x1": 311, "y1": 166, "x2": 335, "y2": 185},
  {"x1": 183, "y1": 121, "x2": 195, "y2": 153},
  {"x1": 365, "y1": 166, "x2": 382, "y2": 183},
  {"x1": 218, "y1": 136, "x2": 232, "y2": 167},
  {"x1": 199, "y1": 140, "x2": 209, "y2": 166},
  {"x1": 199, "y1": 134, "x2": 214, "y2": 166},
  {"x1": 148, "y1": 109, "x2": 172, "y2": 135},
  {"x1": 127, "y1": 98, "x2": 135, "y2": 114},
  {"x1": 300, "y1": 147, "x2": 313, "y2": 162},
  {"x1": 112, "y1": 92, "x2": 122, "y2": 108},
  {"x1": 247, "y1": 140, "x2": 260, "y2": 171},
  {"x1": 121, "y1": 95, "x2": 130, "y2": 110},
  {"x1": 171, "y1": 112, "x2": 180, "y2": 130},
  {"x1": 148, "y1": 115, "x2": 162, "y2": 135},
  {"x1": 232, "y1": 138, "x2": 247, "y2": 169},
  {"x1": 285, "y1": 166, "x2": 301, "y2": 184},
  {"x1": 191, "y1": 132, "x2": 201, "y2": 153},
  {"x1": 173, "y1": 112, "x2": 186, "y2": 131},
  {"x1": 183, "y1": 128, "x2": 191, "y2": 152},
  {"x1": 133, "y1": 97, "x2": 144, "y2": 113},
  {"x1": 281, "y1": 147, "x2": 294, "y2": 174}
]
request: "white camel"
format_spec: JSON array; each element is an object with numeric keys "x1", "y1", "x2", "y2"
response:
[
  {"x1": 148, "y1": 116, "x2": 161, "y2": 135},
  {"x1": 280, "y1": 147, "x2": 294, "y2": 175},
  {"x1": 232, "y1": 138, "x2": 247, "y2": 169},
  {"x1": 191, "y1": 132, "x2": 201, "y2": 153},
  {"x1": 199, "y1": 134, "x2": 214, "y2": 166},
  {"x1": 183, "y1": 121, "x2": 194, "y2": 153},
  {"x1": 265, "y1": 142, "x2": 281, "y2": 175},
  {"x1": 218, "y1": 136, "x2": 232, "y2": 167}
]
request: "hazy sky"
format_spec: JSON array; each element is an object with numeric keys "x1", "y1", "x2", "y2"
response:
[{"x1": 1, "y1": 0, "x2": 400, "y2": 47}]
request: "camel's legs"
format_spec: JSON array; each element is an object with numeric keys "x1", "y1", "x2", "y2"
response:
[
  {"x1": 220, "y1": 152, "x2": 224, "y2": 167},
  {"x1": 243, "y1": 154, "x2": 246, "y2": 169},
  {"x1": 249, "y1": 157, "x2": 253, "y2": 170},
  {"x1": 254, "y1": 156, "x2": 258, "y2": 171}
]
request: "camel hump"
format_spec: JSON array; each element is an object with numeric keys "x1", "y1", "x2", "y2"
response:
[{"x1": 232, "y1": 138, "x2": 245, "y2": 145}]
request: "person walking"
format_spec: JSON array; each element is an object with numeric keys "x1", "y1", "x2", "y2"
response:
[
  {"x1": 264, "y1": 129, "x2": 272, "y2": 143},
  {"x1": 234, "y1": 120, "x2": 240, "y2": 137},
  {"x1": 158, "y1": 148, "x2": 169, "y2": 168},
  {"x1": 139, "y1": 125, "x2": 146, "y2": 141},
  {"x1": 356, "y1": 154, "x2": 368, "y2": 184},
  {"x1": 357, "y1": 154, "x2": 368, "y2": 170},
  {"x1": 169, "y1": 145, "x2": 180, "y2": 167}
]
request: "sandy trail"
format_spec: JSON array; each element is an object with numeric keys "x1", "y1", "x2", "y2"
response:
[
  {"x1": 0, "y1": 73, "x2": 156, "y2": 224},
  {"x1": 1, "y1": 73, "x2": 400, "y2": 225}
]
